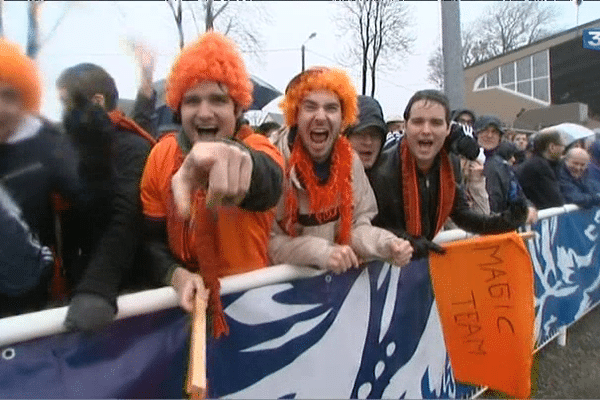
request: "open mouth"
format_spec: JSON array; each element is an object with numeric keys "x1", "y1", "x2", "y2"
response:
[
  {"x1": 310, "y1": 129, "x2": 329, "y2": 144},
  {"x1": 358, "y1": 151, "x2": 373, "y2": 159},
  {"x1": 417, "y1": 139, "x2": 434, "y2": 151},
  {"x1": 195, "y1": 127, "x2": 219, "y2": 137}
]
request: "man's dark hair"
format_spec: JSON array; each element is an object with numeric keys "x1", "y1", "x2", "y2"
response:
[
  {"x1": 533, "y1": 130, "x2": 562, "y2": 155},
  {"x1": 451, "y1": 109, "x2": 475, "y2": 123},
  {"x1": 403, "y1": 90, "x2": 450, "y2": 124},
  {"x1": 256, "y1": 121, "x2": 281, "y2": 135},
  {"x1": 57, "y1": 63, "x2": 119, "y2": 111}
]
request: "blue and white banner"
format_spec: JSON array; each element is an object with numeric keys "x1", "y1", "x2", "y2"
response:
[
  {"x1": 2, "y1": 206, "x2": 600, "y2": 398},
  {"x1": 529, "y1": 207, "x2": 600, "y2": 345},
  {"x1": 0, "y1": 259, "x2": 475, "y2": 399}
]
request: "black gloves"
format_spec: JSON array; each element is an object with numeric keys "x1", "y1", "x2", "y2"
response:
[
  {"x1": 501, "y1": 197, "x2": 529, "y2": 229},
  {"x1": 403, "y1": 234, "x2": 446, "y2": 260},
  {"x1": 446, "y1": 122, "x2": 480, "y2": 161},
  {"x1": 64, "y1": 293, "x2": 117, "y2": 331}
]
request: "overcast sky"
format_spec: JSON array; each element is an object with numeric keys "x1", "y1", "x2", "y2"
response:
[{"x1": 3, "y1": 1, "x2": 599, "y2": 122}]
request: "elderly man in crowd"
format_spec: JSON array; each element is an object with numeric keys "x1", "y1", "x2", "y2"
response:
[
  {"x1": 368, "y1": 90, "x2": 528, "y2": 259},
  {"x1": 558, "y1": 147, "x2": 600, "y2": 208}
]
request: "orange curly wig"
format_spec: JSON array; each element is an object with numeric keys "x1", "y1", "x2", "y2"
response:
[
  {"x1": 280, "y1": 67, "x2": 357, "y2": 129},
  {"x1": 166, "y1": 31, "x2": 253, "y2": 111},
  {"x1": 0, "y1": 39, "x2": 42, "y2": 113}
]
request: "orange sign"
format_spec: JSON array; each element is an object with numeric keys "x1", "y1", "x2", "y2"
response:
[{"x1": 429, "y1": 232, "x2": 535, "y2": 398}]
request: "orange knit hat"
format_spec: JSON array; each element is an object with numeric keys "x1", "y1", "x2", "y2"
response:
[
  {"x1": 166, "y1": 31, "x2": 253, "y2": 112},
  {"x1": 280, "y1": 66, "x2": 357, "y2": 130},
  {"x1": 0, "y1": 39, "x2": 42, "y2": 113}
]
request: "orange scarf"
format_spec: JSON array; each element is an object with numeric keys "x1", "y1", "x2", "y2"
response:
[
  {"x1": 282, "y1": 135, "x2": 354, "y2": 245},
  {"x1": 108, "y1": 109, "x2": 157, "y2": 146},
  {"x1": 165, "y1": 125, "x2": 254, "y2": 339},
  {"x1": 401, "y1": 139, "x2": 455, "y2": 238}
]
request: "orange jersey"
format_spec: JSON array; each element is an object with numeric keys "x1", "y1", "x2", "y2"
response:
[{"x1": 140, "y1": 130, "x2": 283, "y2": 277}]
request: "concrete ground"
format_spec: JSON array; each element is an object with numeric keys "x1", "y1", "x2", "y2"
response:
[{"x1": 480, "y1": 305, "x2": 600, "y2": 399}]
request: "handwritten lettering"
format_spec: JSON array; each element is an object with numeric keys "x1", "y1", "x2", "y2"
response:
[
  {"x1": 480, "y1": 266, "x2": 507, "y2": 282},
  {"x1": 488, "y1": 283, "x2": 511, "y2": 299},
  {"x1": 474, "y1": 245, "x2": 503, "y2": 266},
  {"x1": 497, "y1": 317, "x2": 515, "y2": 334}
]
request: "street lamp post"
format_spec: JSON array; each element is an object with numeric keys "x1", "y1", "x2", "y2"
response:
[{"x1": 301, "y1": 32, "x2": 317, "y2": 72}]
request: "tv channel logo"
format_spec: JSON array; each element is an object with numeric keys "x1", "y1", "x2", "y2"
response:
[{"x1": 583, "y1": 29, "x2": 600, "y2": 51}]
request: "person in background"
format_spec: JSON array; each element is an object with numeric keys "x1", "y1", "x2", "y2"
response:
[
  {"x1": 511, "y1": 131, "x2": 529, "y2": 165},
  {"x1": 140, "y1": 31, "x2": 284, "y2": 338},
  {"x1": 558, "y1": 147, "x2": 600, "y2": 208},
  {"x1": 130, "y1": 41, "x2": 178, "y2": 140},
  {"x1": 516, "y1": 129, "x2": 566, "y2": 210},
  {"x1": 255, "y1": 121, "x2": 281, "y2": 138},
  {"x1": 0, "y1": 39, "x2": 90, "y2": 316},
  {"x1": 386, "y1": 115, "x2": 404, "y2": 134},
  {"x1": 368, "y1": 90, "x2": 528, "y2": 259},
  {"x1": 346, "y1": 95, "x2": 387, "y2": 173},
  {"x1": 56, "y1": 62, "x2": 156, "y2": 330},
  {"x1": 587, "y1": 139, "x2": 600, "y2": 185},
  {"x1": 475, "y1": 116, "x2": 537, "y2": 223},
  {"x1": 451, "y1": 109, "x2": 476, "y2": 130},
  {"x1": 269, "y1": 68, "x2": 413, "y2": 273}
]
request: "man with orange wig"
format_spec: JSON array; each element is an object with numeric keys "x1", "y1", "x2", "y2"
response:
[
  {"x1": 268, "y1": 67, "x2": 413, "y2": 273},
  {"x1": 140, "y1": 31, "x2": 284, "y2": 338}
]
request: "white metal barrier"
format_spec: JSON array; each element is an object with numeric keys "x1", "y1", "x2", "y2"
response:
[{"x1": 0, "y1": 204, "x2": 581, "y2": 348}]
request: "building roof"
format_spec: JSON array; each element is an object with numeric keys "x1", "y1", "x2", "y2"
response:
[{"x1": 465, "y1": 17, "x2": 600, "y2": 70}]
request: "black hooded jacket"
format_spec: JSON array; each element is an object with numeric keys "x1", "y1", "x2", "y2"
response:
[{"x1": 347, "y1": 95, "x2": 388, "y2": 175}]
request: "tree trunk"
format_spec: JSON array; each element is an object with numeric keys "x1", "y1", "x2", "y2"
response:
[
  {"x1": 205, "y1": 0, "x2": 214, "y2": 31},
  {"x1": 177, "y1": 0, "x2": 184, "y2": 49},
  {"x1": 27, "y1": 1, "x2": 42, "y2": 59},
  {"x1": 370, "y1": 64, "x2": 376, "y2": 97},
  {"x1": 361, "y1": 53, "x2": 368, "y2": 95}
]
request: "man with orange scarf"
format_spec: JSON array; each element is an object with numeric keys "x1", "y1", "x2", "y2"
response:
[
  {"x1": 140, "y1": 32, "x2": 284, "y2": 338},
  {"x1": 369, "y1": 90, "x2": 528, "y2": 258},
  {"x1": 269, "y1": 67, "x2": 413, "y2": 273}
]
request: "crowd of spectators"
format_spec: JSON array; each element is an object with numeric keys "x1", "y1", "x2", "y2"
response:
[{"x1": 1, "y1": 31, "x2": 598, "y2": 333}]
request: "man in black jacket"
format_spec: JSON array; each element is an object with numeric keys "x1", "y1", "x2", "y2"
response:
[
  {"x1": 368, "y1": 90, "x2": 528, "y2": 259},
  {"x1": 57, "y1": 63, "x2": 155, "y2": 330},
  {"x1": 516, "y1": 129, "x2": 566, "y2": 210}
]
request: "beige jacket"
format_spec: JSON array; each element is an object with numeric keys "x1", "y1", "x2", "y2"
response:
[{"x1": 268, "y1": 128, "x2": 399, "y2": 268}]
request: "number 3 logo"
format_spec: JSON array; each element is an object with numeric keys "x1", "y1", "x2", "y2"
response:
[{"x1": 588, "y1": 31, "x2": 600, "y2": 47}]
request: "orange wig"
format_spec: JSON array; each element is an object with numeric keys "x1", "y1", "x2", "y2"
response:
[
  {"x1": 0, "y1": 39, "x2": 42, "y2": 113},
  {"x1": 280, "y1": 67, "x2": 357, "y2": 130},
  {"x1": 166, "y1": 31, "x2": 253, "y2": 111}
]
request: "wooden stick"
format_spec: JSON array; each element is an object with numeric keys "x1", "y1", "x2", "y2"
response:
[
  {"x1": 519, "y1": 231, "x2": 536, "y2": 241},
  {"x1": 187, "y1": 295, "x2": 207, "y2": 399}
]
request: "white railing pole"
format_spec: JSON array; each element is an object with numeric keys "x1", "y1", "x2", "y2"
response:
[{"x1": 0, "y1": 205, "x2": 581, "y2": 347}]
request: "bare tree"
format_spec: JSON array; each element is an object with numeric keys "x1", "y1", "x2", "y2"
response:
[
  {"x1": 427, "y1": 2, "x2": 558, "y2": 89},
  {"x1": 427, "y1": 47, "x2": 444, "y2": 91},
  {"x1": 466, "y1": 2, "x2": 557, "y2": 63},
  {"x1": 336, "y1": 0, "x2": 414, "y2": 96},
  {"x1": 166, "y1": 0, "x2": 184, "y2": 50},
  {"x1": 166, "y1": 0, "x2": 268, "y2": 59},
  {"x1": 26, "y1": 1, "x2": 42, "y2": 58}
]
